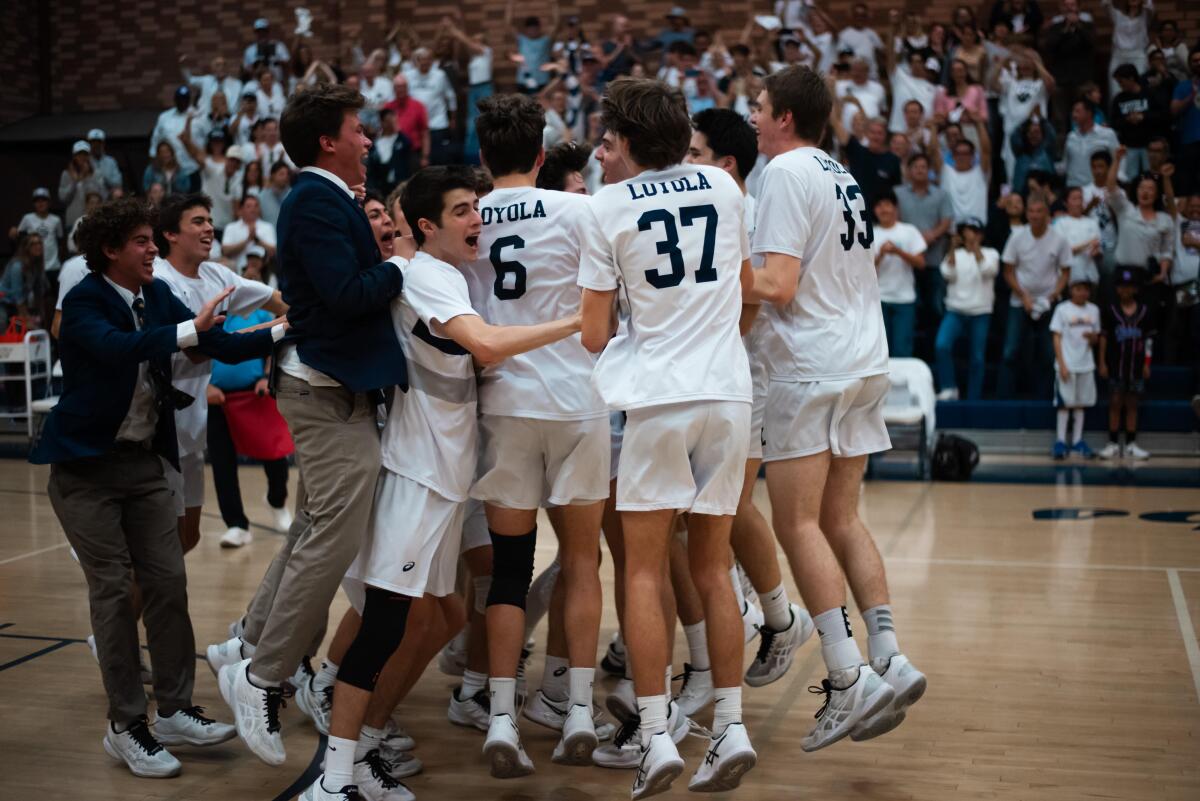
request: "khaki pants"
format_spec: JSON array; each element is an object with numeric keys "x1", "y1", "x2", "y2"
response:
[
  {"x1": 247, "y1": 373, "x2": 382, "y2": 682},
  {"x1": 49, "y1": 446, "x2": 195, "y2": 725}
]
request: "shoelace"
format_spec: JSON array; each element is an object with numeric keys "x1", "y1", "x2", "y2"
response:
[
  {"x1": 319, "y1": 684, "x2": 334, "y2": 711},
  {"x1": 363, "y1": 749, "x2": 403, "y2": 790},
  {"x1": 612, "y1": 714, "x2": 640, "y2": 749},
  {"x1": 471, "y1": 688, "x2": 491, "y2": 711},
  {"x1": 672, "y1": 662, "x2": 695, "y2": 694},
  {"x1": 264, "y1": 685, "x2": 293, "y2": 734},
  {"x1": 808, "y1": 678, "x2": 834, "y2": 720},
  {"x1": 754, "y1": 627, "x2": 778, "y2": 664},
  {"x1": 124, "y1": 717, "x2": 164, "y2": 755},
  {"x1": 179, "y1": 706, "x2": 216, "y2": 726}
]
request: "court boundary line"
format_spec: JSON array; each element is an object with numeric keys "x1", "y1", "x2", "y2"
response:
[
  {"x1": 1166, "y1": 570, "x2": 1200, "y2": 705},
  {"x1": 885, "y1": 555, "x2": 1200, "y2": 573},
  {"x1": 0, "y1": 542, "x2": 68, "y2": 566}
]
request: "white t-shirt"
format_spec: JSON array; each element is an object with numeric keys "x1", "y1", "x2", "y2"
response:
[
  {"x1": 874, "y1": 221, "x2": 927, "y2": 304},
  {"x1": 1175, "y1": 216, "x2": 1200, "y2": 286},
  {"x1": 379, "y1": 252, "x2": 480, "y2": 501},
  {"x1": 888, "y1": 67, "x2": 936, "y2": 133},
  {"x1": 941, "y1": 165, "x2": 988, "y2": 225},
  {"x1": 1049, "y1": 300, "x2": 1100, "y2": 373},
  {"x1": 836, "y1": 79, "x2": 887, "y2": 131},
  {"x1": 468, "y1": 47, "x2": 494, "y2": 85},
  {"x1": 578, "y1": 163, "x2": 752, "y2": 410},
  {"x1": 837, "y1": 27, "x2": 884, "y2": 77},
  {"x1": 752, "y1": 146, "x2": 889, "y2": 381},
  {"x1": 153, "y1": 258, "x2": 274, "y2": 456},
  {"x1": 55, "y1": 255, "x2": 90, "y2": 310},
  {"x1": 1053, "y1": 214, "x2": 1102, "y2": 285},
  {"x1": 998, "y1": 71, "x2": 1048, "y2": 132},
  {"x1": 222, "y1": 218, "x2": 277, "y2": 270},
  {"x1": 1001, "y1": 226, "x2": 1072, "y2": 308},
  {"x1": 201, "y1": 158, "x2": 242, "y2": 231},
  {"x1": 464, "y1": 186, "x2": 606, "y2": 420},
  {"x1": 19, "y1": 212, "x2": 64, "y2": 273},
  {"x1": 360, "y1": 75, "x2": 395, "y2": 107},
  {"x1": 1082, "y1": 182, "x2": 1118, "y2": 251},
  {"x1": 940, "y1": 247, "x2": 1000, "y2": 315}
]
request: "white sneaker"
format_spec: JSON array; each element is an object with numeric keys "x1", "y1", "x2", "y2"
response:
[
  {"x1": 851, "y1": 654, "x2": 928, "y2": 742},
  {"x1": 523, "y1": 690, "x2": 617, "y2": 739},
  {"x1": 380, "y1": 717, "x2": 416, "y2": 755},
  {"x1": 483, "y1": 713, "x2": 535, "y2": 778},
  {"x1": 600, "y1": 631, "x2": 627, "y2": 676},
  {"x1": 152, "y1": 706, "x2": 236, "y2": 746},
  {"x1": 744, "y1": 604, "x2": 815, "y2": 687},
  {"x1": 800, "y1": 665, "x2": 896, "y2": 752},
  {"x1": 631, "y1": 731, "x2": 684, "y2": 800},
  {"x1": 87, "y1": 634, "x2": 152, "y2": 684},
  {"x1": 552, "y1": 704, "x2": 599, "y2": 765},
  {"x1": 1126, "y1": 442, "x2": 1150, "y2": 460},
  {"x1": 448, "y1": 686, "x2": 490, "y2": 731},
  {"x1": 294, "y1": 672, "x2": 332, "y2": 735},
  {"x1": 205, "y1": 636, "x2": 245, "y2": 678},
  {"x1": 267, "y1": 495, "x2": 294, "y2": 532},
  {"x1": 436, "y1": 629, "x2": 467, "y2": 676},
  {"x1": 673, "y1": 664, "x2": 713, "y2": 717},
  {"x1": 354, "y1": 750, "x2": 415, "y2": 801},
  {"x1": 741, "y1": 601, "x2": 764, "y2": 643},
  {"x1": 103, "y1": 717, "x2": 182, "y2": 778},
  {"x1": 218, "y1": 659, "x2": 286, "y2": 766},
  {"x1": 1098, "y1": 442, "x2": 1121, "y2": 459},
  {"x1": 381, "y1": 750, "x2": 422, "y2": 780},
  {"x1": 593, "y1": 716, "x2": 643, "y2": 769},
  {"x1": 299, "y1": 775, "x2": 361, "y2": 801},
  {"x1": 935, "y1": 388, "x2": 959, "y2": 401},
  {"x1": 220, "y1": 526, "x2": 252, "y2": 548},
  {"x1": 607, "y1": 691, "x2": 690, "y2": 747},
  {"x1": 688, "y1": 723, "x2": 757, "y2": 792}
]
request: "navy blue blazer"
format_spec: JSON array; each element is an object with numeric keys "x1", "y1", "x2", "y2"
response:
[
  {"x1": 276, "y1": 170, "x2": 407, "y2": 393},
  {"x1": 30, "y1": 273, "x2": 275, "y2": 469}
]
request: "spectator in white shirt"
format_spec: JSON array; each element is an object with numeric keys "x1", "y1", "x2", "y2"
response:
[
  {"x1": 444, "y1": 15, "x2": 494, "y2": 165},
  {"x1": 886, "y1": 11, "x2": 938, "y2": 133},
  {"x1": 873, "y1": 191, "x2": 929, "y2": 357},
  {"x1": 181, "y1": 55, "x2": 242, "y2": 115},
  {"x1": 1062, "y1": 99, "x2": 1121, "y2": 195},
  {"x1": 405, "y1": 48, "x2": 457, "y2": 165},
  {"x1": 230, "y1": 90, "x2": 260, "y2": 146},
  {"x1": 176, "y1": 123, "x2": 243, "y2": 234},
  {"x1": 220, "y1": 193, "x2": 276, "y2": 271},
  {"x1": 249, "y1": 67, "x2": 286, "y2": 120},
  {"x1": 243, "y1": 17, "x2": 290, "y2": 83},
  {"x1": 836, "y1": 58, "x2": 887, "y2": 132},
  {"x1": 994, "y1": 49, "x2": 1054, "y2": 182},
  {"x1": 10, "y1": 188, "x2": 65, "y2": 274},
  {"x1": 837, "y1": 3, "x2": 885, "y2": 78},
  {"x1": 359, "y1": 51, "x2": 395, "y2": 108},
  {"x1": 150, "y1": 86, "x2": 201, "y2": 188},
  {"x1": 1082, "y1": 149, "x2": 1119, "y2": 274},
  {"x1": 936, "y1": 219, "x2": 1000, "y2": 399},
  {"x1": 1102, "y1": 0, "x2": 1153, "y2": 99},
  {"x1": 254, "y1": 118, "x2": 293, "y2": 174},
  {"x1": 941, "y1": 117, "x2": 992, "y2": 225},
  {"x1": 1054, "y1": 186, "x2": 1103, "y2": 284},
  {"x1": 541, "y1": 85, "x2": 573, "y2": 147}
]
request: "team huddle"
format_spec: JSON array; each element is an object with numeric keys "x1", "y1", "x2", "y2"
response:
[{"x1": 47, "y1": 66, "x2": 926, "y2": 801}]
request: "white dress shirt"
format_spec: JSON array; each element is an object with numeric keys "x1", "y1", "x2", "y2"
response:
[{"x1": 404, "y1": 66, "x2": 457, "y2": 130}]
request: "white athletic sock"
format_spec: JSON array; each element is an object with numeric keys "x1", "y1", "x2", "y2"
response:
[
  {"x1": 712, "y1": 686, "x2": 742, "y2": 735},
  {"x1": 355, "y1": 724, "x2": 385, "y2": 760},
  {"x1": 247, "y1": 669, "x2": 281, "y2": 689},
  {"x1": 814, "y1": 607, "x2": 863, "y2": 676},
  {"x1": 1072, "y1": 408, "x2": 1085, "y2": 445},
  {"x1": 861, "y1": 604, "x2": 900, "y2": 667},
  {"x1": 636, "y1": 694, "x2": 669, "y2": 746},
  {"x1": 323, "y1": 735, "x2": 357, "y2": 791},
  {"x1": 489, "y1": 676, "x2": 517, "y2": 719},
  {"x1": 568, "y1": 666, "x2": 595, "y2": 708},
  {"x1": 461, "y1": 668, "x2": 487, "y2": 699},
  {"x1": 665, "y1": 664, "x2": 673, "y2": 694},
  {"x1": 541, "y1": 655, "x2": 570, "y2": 701},
  {"x1": 1056, "y1": 408, "x2": 1069, "y2": 442},
  {"x1": 730, "y1": 564, "x2": 747, "y2": 613},
  {"x1": 683, "y1": 621, "x2": 711, "y2": 671},
  {"x1": 760, "y1": 582, "x2": 792, "y2": 631},
  {"x1": 313, "y1": 659, "x2": 338, "y2": 692}
]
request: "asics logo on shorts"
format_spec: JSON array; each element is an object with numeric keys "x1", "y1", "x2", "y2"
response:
[{"x1": 403, "y1": 561, "x2": 416, "y2": 572}]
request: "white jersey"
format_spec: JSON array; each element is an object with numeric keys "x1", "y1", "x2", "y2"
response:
[
  {"x1": 752, "y1": 145, "x2": 889, "y2": 382},
  {"x1": 578, "y1": 162, "x2": 752, "y2": 410},
  {"x1": 743, "y1": 193, "x2": 770, "y2": 362},
  {"x1": 464, "y1": 186, "x2": 606, "y2": 420},
  {"x1": 1049, "y1": 300, "x2": 1100, "y2": 374},
  {"x1": 379, "y1": 252, "x2": 480, "y2": 501},
  {"x1": 153, "y1": 258, "x2": 273, "y2": 455}
]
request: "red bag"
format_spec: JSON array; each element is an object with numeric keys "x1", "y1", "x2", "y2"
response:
[
  {"x1": 220, "y1": 390, "x2": 295, "y2": 461},
  {"x1": 0, "y1": 316, "x2": 31, "y2": 342}
]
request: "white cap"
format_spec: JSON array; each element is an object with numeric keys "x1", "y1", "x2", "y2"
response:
[
  {"x1": 245, "y1": 244, "x2": 266, "y2": 259},
  {"x1": 32, "y1": 187, "x2": 51, "y2": 199},
  {"x1": 87, "y1": 128, "x2": 106, "y2": 141},
  {"x1": 72, "y1": 140, "x2": 91, "y2": 155},
  {"x1": 225, "y1": 144, "x2": 246, "y2": 161}
]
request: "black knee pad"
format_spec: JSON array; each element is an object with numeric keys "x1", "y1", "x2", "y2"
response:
[
  {"x1": 486, "y1": 528, "x2": 537, "y2": 609},
  {"x1": 338, "y1": 587, "x2": 412, "y2": 691}
]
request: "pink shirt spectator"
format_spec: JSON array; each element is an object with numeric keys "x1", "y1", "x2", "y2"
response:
[{"x1": 934, "y1": 84, "x2": 988, "y2": 122}]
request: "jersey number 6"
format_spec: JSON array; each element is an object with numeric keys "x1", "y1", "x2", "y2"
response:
[
  {"x1": 491, "y1": 235, "x2": 527, "y2": 300},
  {"x1": 835, "y1": 184, "x2": 874, "y2": 252},
  {"x1": 637, "y1": 204, "x2": 719, "y2": 289}
]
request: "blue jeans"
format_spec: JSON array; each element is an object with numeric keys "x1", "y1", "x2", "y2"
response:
[
  {"x1": 464, "y1": 81, "x2": 494, "y2": 165},
  {"x1": 882, "y1": 302, "x2": 916, "y2": 358},
  {"x1": 999, "y1": 305, "x2": 1054, "y2": 399},
  {"x1": 935, "y1": 311, "x2": 991, "y2": 399}
]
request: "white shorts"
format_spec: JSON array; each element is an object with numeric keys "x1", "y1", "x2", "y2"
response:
[
  {"x1": 617, "y1": 400, "x2": 751, "y2": 516},
  {"x1": 609, "y1": 411, "x2": 625, "y2": 481},
  {"x1": 1056, "y1": 370, "x2": 1096, "y2": 408},
  {"x1": 763, "y1": 374, "x2": 892, "y2": 462},
  {"x1": 461, "y1": 498, "x2": 491, "y2": 554},
  {"x1": 472, "y1": 414, "x2": 611, "y2": 509},
  {"x1": 748, "y1": 352, "x2": 768, "y2": 462},
  {"x1": 345, "y1": 471, "x2": 464, "y2": 600},
  {"x1": 162, "y1": 451, "x2": 205, "y2": 517}
]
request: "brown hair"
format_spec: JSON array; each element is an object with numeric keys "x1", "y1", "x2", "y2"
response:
[
  {"x1": 280, "y1": 83, "x2": 364, "y2": 168},
  {"x1": 76, "y1": 197, "x2": 158, "y2": 273},
  {"x1": 475, "y1": 93, "x2": 546, "y2": 177},
  {"x1": 600, "y1": 77, "x2": 691, "y2": 170},
  {"x1": 763, "y1": 65, "x2": 832, "y2": 143}
]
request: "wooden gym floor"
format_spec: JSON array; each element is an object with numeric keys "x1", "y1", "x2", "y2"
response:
[{"x1": 0, "y1": 460, "x2": 1197, "y2": 801}]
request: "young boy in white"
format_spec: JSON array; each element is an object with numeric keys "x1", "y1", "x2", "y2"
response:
[
  {"x1": 462, "y1": 94, "x2": 610, "y2": 777},
  {"x1": 153, "y1": 193, "x2": 287, "y2": 552},
  {"x1": 872, "y1": 191, "x2": 928, "y2": 358},
  {"x1": 1050, "y1": 280, "x2": 1101, "y2": 459},
  {"x1": 749, "y1": 65, "x2": 922, "y2": 751},
  {"x1": 579, "y1": 77, "x2": 756, "y2": 800},
  {"x1": 301, "y1": 166, "x2": 582, "y2": 801}
]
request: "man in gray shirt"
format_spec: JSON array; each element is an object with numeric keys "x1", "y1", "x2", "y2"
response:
[
  {"x1": 257, "y1": 161, "x2": 292, "y2": 227},
  {"x1": 896, "y1": 152, "x2": 953, "y2": 317},
  {"x1": 1061, "y1": 99, "x2": 1120, "y2": 190}
]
